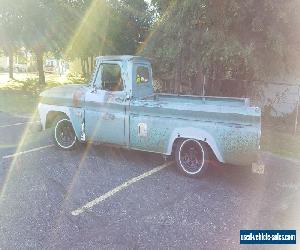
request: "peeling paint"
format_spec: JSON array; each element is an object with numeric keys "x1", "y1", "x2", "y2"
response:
[{"x1": 38, "y1": 56, "x2": 261, "y2": 167}]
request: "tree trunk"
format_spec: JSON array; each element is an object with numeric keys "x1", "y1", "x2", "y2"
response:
[
  {"x1": 81, "y1": 57, "x2": 86, "y2": 77},
  {"x1": 86, "y1": 58, "x2": 90, "y2": 77},
  {"x1": 174, "y1": 63, "x2": 179, "y2": 93},
  {"x1": 36, "y1": 50, "x2": 45, "y2": 85},
  {"x1": 90, "y1": 56, "x2": 94, "y2": 74},
  {"x1": 174, "y1": 54, "x2": 182, "y2": 94},
  {"x1": 8, "y1": 49, "x2": 14, "y2": 79},
  {"x1": 195, "y1": 70, "x2": 204, "y2": 95}
]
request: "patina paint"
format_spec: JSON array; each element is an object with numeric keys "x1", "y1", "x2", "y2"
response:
[{"x1": 38, "y1": 55, "x2": 261, "y2": 168}]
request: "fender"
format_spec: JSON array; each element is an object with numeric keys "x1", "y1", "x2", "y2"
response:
[
  {"x1": 38, "y1": 103, "x2": 71, "y2": 130},
  {"x1": 38, "y1": 103, "x2": 85, "y2": 141},
  {"x1": 166, "y1": 127, "x2": 224, "y2": 163},
  {"x1": 38, "y1": 103, "x2": 86, "y2": 141}
]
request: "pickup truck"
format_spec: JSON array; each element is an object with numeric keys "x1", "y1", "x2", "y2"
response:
[{"x1": 38, "y1": 55, "x2": 261, "y2": 177}]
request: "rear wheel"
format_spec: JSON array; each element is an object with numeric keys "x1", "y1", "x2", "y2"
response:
[
  {"x1": 53, "y1": 116, "x2": 77, "y2": 150},
  {"x1": 175, "y1": 139, "x2": 209, "y2": 177}
]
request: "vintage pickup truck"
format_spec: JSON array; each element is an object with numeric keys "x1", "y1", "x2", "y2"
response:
[{"x1": 38, "y1": 55, "x2": 261, "y2": 177}]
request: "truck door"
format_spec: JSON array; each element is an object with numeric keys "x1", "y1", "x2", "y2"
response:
[{"x1": 84, "y1": 62, "x2": 127, "y2": 145}]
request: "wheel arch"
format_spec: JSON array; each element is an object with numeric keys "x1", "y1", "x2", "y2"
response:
[
  {"x1": 38, "y1": 103, "x2": 71, "y2": 130},
  {"x1": 167, "y1": 127, "x2": 224, "y2": 163},
  {"x1": 46, "y1": 111, "x2": 69, "y2": 129}
]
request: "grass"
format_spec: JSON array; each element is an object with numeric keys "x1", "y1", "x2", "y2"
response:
[
  {"x1": 261, "y1": 128, "x2": 300, "y2": 160},
  {"x1": 0, "y1": 92, "x2": 39, "y2": 115},
  {"x1": 0, "y1": 72, "x2": 85, "y2": 115}
]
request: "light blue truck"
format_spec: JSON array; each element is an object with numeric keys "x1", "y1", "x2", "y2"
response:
[{"x1": 38, "y1": 55, "x2": 261, "y2": 177}]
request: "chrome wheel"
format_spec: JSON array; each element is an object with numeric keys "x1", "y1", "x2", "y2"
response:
[
  {"x1": 175, "y1": 139, "x2": 208, "y2": 177},
  {"x1": 54, "y1": 118, "x2": 77, "y2": 149}
]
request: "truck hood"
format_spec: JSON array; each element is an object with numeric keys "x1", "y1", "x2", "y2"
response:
[{"x1": 39, "y1": 84, "x2": 89, "y2": 107}]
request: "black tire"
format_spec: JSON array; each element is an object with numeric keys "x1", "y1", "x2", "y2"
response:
[
  {"x1": 175, "y1": 139, "x2": 209, "y2": 177},
  {"x1": 52, "y1": 115, "x2": 78, "y2": 150}
]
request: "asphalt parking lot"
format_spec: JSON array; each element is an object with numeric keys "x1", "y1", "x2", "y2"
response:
[{"x1": 0, "y1": 111, "x2": 299, "y2": 249}]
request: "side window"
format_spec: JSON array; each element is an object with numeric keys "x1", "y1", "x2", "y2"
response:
[
  {"x1": 100, "y1": 63, "x2": 123, "y2": 91},
  {"x1": 136, "y1": 66, "x2": 150, "y2": 84}
]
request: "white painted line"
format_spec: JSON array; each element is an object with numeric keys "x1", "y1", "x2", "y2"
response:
[
  {"x1": 0, "y1": 121, "x2": 40, "y2": 129},
  {"x1": 71, "y1": 161, "x2": 173, "y2": 216},
  {"x1": 2, "y1": 144, "x2": 55, "y2": 159}
]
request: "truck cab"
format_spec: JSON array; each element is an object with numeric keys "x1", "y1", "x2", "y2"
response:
[{"x1": 84, "y1": 56, "x2": 153, "y2": 146}]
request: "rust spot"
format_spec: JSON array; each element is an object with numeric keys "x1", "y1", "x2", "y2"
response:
[{"x1": 73, "y1": 90, "x2": 83, "y2": 107}]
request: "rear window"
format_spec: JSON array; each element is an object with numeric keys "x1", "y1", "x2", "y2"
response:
[{"x1": 136, "y1": 66, "x2": 150, "y2": 84}]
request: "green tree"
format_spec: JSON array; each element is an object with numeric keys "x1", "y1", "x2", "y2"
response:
[
  {"x1": 67, "y1": 0, "x2": 152, "y2": 77},
  {"x1": 19, "y1": 0, "x2": 75, "y2": 84},
  {"x1": 143, "y1": 0, "x2": 300, "y2": 93},
  {"x1": 0, "y1": 0, "x2": 22, "y2": 79}
]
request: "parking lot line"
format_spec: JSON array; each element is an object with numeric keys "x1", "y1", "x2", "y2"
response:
[
  {"x1": 2, "y1": 144, "x2": 55, "y2": 159},
  {"x1": 71, "y1": 161, "x2": 174, "y2": 216},
  {"x1": 0, "y1": 121, "x2": 40, "y2": 129}
]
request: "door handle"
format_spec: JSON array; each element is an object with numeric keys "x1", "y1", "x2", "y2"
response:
[
  {"x1": 115, "y1": 97, "x2": 124, "y2": 103},
  {"x1": 103, "y1": 112, "x2": 115, "y2": 120}
]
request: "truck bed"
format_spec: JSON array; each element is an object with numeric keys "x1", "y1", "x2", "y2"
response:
[{"x1": 131, "y1": 93, "x2": 260, "y2": 126}]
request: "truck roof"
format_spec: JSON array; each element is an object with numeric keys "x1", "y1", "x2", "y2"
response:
[{"x1": 96, "y1": 55, "x2": 151, "y2": 63}]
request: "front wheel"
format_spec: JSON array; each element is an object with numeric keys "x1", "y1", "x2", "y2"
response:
[
  {"x1": 175, "y1": 139, "x2": 209, "y2": 177},
  {"x1": 53, "y1": 116, "x2": 78, "y2": 150}
]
